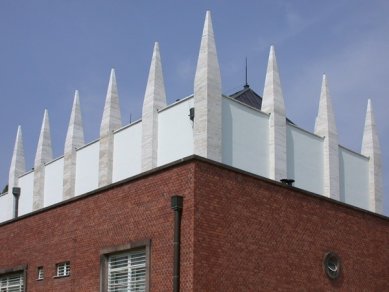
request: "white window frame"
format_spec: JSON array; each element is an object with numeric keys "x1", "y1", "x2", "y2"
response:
[
  {"x1": 55, "y1": 262, "x2": 70, "y2": 277},
  {"x1": 108, "y1": 249, "x2": 146, "y2": 291},
  {"x1": 37, "y1": 266, "x2": 44, "y2": 280},
  {"x1": 100, "y1": 240, "x2": 150, "y2": 292},
  {"x1": 0, "y1": 271, "x2": 24, "y2": 292}
]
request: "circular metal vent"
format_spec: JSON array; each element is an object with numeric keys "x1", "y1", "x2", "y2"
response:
[{"x1": 324, "y1": 252, "x2": 341, "y2": 279}]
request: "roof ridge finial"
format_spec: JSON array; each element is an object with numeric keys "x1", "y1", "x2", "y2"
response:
[{"x1": 244, "y1": 57, "x2": 249, "y2": 89}]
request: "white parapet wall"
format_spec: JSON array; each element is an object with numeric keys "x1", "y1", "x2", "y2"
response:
[
  {"x1": 287, "y1": 124, "x2": 324, "y2": 194},
  {"x1": 18, "y1": 171, "x2": 33, "y2": 217},
  {"x1": 0, "y1": 193, "x2": 13, "y2": 222},
  {"x1": 0, "y1": 93, "x2": 376, "y2": 222},
  {"x1": 339, "y1": 146, "x2": 369, "y2": 209},
  {"x1": 44, "y1": 157, "x2": 64, "y2": 207},
  {"x1": 113, "y1": 121, "x2": 142, "y2": 182},
  {"x1": 222, "y1": 97, "x2": 269, "y2": 178},
  {"x1": 75, "y1": 140, "x2": 99, "y2": 196},
  {"x1": 158, "y1": 97, "x2": 194, "y2": 166}
]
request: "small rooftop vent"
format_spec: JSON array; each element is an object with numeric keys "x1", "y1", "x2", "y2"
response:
[{"x1": 280, "y1": 179, "x2": 295, "y2": 186}]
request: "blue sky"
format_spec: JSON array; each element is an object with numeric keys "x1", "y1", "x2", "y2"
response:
[{"x1": 0, "y1": 0, "x2": 388, "y2": 214}]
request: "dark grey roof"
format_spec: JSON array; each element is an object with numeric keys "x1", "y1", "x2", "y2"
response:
[
  {"x1": 229, "y1": 85, "x2": 262, "y2": 110},
  {"x1": 229, "y1": 85, "x2": 294, "y2": 125}
]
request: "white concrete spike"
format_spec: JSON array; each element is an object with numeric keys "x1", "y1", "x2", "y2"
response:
[
  {"x1": 99, "y1": 69, "x2": 122, "y2": 187},
  {"x1": 193, "y1": 10, "x2": 222, "y2": 162},
  {"x1": 65, "y1": 90, "x2": 85, "y2": 153},
  {"x1": 141, "y1": 42, "x2": 167, "y2": 171},
  {"x1": 63, "y1": 90, "x2": 85, "y2": 199},
  {"x1": 362, "y1": 99, "x2": 383, "y2": 213},
  {"x1": 262, "y1": 45, "x2": 287, "y2": 181},
  {"x1": 100, "y1": 68, "x2": 122, "y2": 136},
  {"x1": 143, "y1": 42, "x2": 167, "y2": 109},
  {"x1": 34, "y1": 109, "x2": 53, "y2": 166},
  {"x1": 314, "y1": 75, "x2": 337, "y2": 136},
  {"x1": 314, "y1": 75, "x2": 339, "y2": 199},
  {"x1": 8, "y1": 126, "x2": 26, "y2": 190},
  {"x1": 262, "y1": 45, "x2": 285, "y2": 115},
  {"x1": 33, "y1": 109, "x2": 53, "y2": 210}
]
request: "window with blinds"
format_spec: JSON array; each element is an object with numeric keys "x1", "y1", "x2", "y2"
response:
[
  {"x1": 108, "y1": 249, "x2": 146, "y2": 292},
  {"x1": 56, "y1": 262, "x2": 70, "y2": 277},
  {"x1": 0, "y1": 272, "x2": 24, "y2": 292},
  {"x1": 37, "y1": 266, "x2": 44, "y2": 280}
]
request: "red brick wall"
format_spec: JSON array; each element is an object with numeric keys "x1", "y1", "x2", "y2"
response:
[
  {"x1": 0, "y1": 162, "x2": 195, "y2": 292},
  {"x1": 1, "y1": 158, "x2": 388, "y2": 291},
  {"x1": 193, "y1": 160, "x2": 389, "y2": 291}
]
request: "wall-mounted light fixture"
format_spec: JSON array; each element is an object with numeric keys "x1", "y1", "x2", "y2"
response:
[{"x1": 189, "y1": 107, "x2": 195, "y2": 121}]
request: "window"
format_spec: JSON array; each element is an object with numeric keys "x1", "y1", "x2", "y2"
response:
[
  {"x1": 0, "y1": 272, "x2": 24, "y2": 291},
  {"x1": 108, "y1": 249, "x2": 146, "y2": 292},
  {"x1": 56, "y1": 262, "x2": 70, "y2": 277},
  {"x1": 37, "y1": 267, "x2": 44, "y2": 280},
  {"x1": 101, "y1": 240, "x2": 150, "y2": 292}
]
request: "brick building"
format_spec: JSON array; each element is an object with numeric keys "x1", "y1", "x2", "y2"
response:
[
  {"x1": 0, "y1": 11, "x2": 388, "y2": 291},
  {"x1": 1, "y1": 157, "x2": 388, "y2": 291}
]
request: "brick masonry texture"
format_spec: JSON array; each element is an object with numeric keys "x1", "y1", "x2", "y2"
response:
[
  {"x1": 0, "y1": 162, "x2": 195, "y2": 291},
  {"x1": 193, "y1": 160, "x2": 389, "y2": 291},
  {"x1": 0, "y1": 157, "x2": 388, "y2": 291}
]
